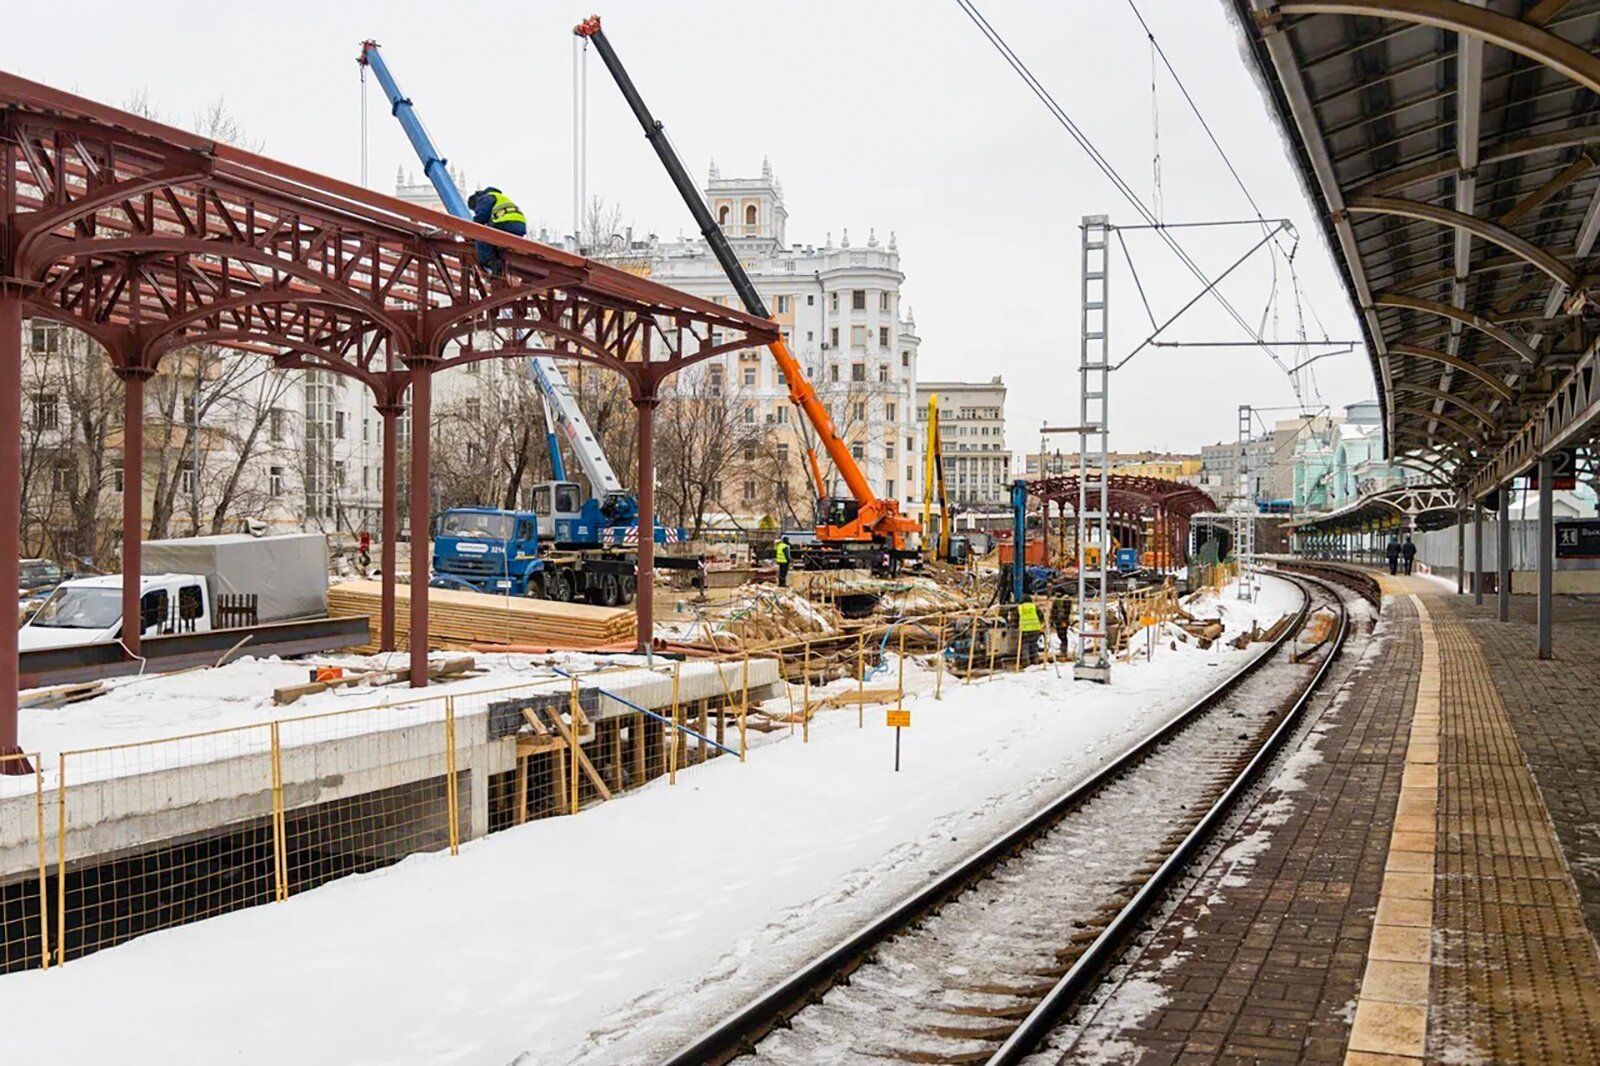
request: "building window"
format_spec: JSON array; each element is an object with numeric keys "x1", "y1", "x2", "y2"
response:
[
  {"x1": 269, "y1": 466, "x2": 284, "y2": 497},
  {"x1": 178, "y1": 461, "x2": 194, "y2": 496},
  {"x1": 334, "y1": 410, "x2": 347, "y2": 439},
  {"x1": 805, "y1": 331, "x2": 813, "y2": 343},
  {"x1": 743, "y1": 444, "x2": 757, "y2": 461},
  {"x1": 708, "y1": 365, "x2": 724, "y2": 391},
  {"x1": 743, "y1": 367, "x2": 756, "y2": 387},
  {"x1": 335, "y1": 461, "x2": 346, "y2": 487},
  {"x1": 466, "y1": 359, "x2": 480, "y2": 376},
  {"x1": 111, "y1": 460, "x2": 124, "y2": 494},
  {"x1": 745, "y1": 204, "x2": 757, "y2": 226},
  {"x1": 776, "y1": 295, "x2": 790, "y2": 313},
  {"x1": 902, "y1": 351, "x2": 910, "y2": 367},
  {"x1": 29, "y1": 321, "x2": 60, "y2": 354},
  {"x1": 850, "y1": 325, "x2": 867, "y2": 349},
  {"x1": 465, "y1": 397, "x2": 482, "y2": 421},
  {"x1": 851, "y1": 363, "x2": 866, "y2": 382},
  {"x1": 777, "y1": 406, "x2": 789, "y2": 424},
  {"x1": 51, "y1": 461, "x2": 75, "y2": 493},
  {"x1": 852, "y1": 402, "x2": 866, "y2": 420},
  {"x1": 851, "y1": 443, "x2": 865, "y2": 461},
  {"x1": 829, "y1": 327, "x2": 839, "y2": 348},
  {"x1": 886, "y1": 440, "x2": 896, "y2": 459},
  {"x1": 742, "y1": 479, "x2": 756, "y2": 500},
  {"x1": 829, "y1": 365, "x2": 839, "y2": 383},
  {"x1": 878, "y1": 365, "x2": 888, "y2": 383},
  {"x1": 743, "y1": 405, "x2": 755, "y2": 424},
  {"x1": 906, "y1": 464, "x2": 914, "y2": 482},
  {"x1": 807, "y1": 294, "x2": 815, "y2": 306},
  {"x1": 777, "y1": 443, "x2": 789, "y2": 461},
  {"x1": 717, "y1": 205, "x2": 730, "y2": 225},
  {"x1": 886, "y1": 478, "x2": 895, "y2": 497},
  {"x1": 885, "y1": 402, "x2": 897, "y2": 421},
  {"x1": 829, "y1": 292, "x2": 838, "y2": 312},
  {"x1": 31, "y1": 392, "x2": 58, "y2": 430},
  {"x1": 880, "y1": 292, "x2": 890, "y2": 311},
  {"x1": 777, "y1": 370, "x2": 787, "y2": 387},
  {"x1": 907, "y1": 435, "x2": 914, "y2": 450},
  {"x1": 270, "y1": 408, "x2": 286, "y2": 443},
  {"x1": 363, "y1": 465, "x2": 371, "y2": 491},
  {"x1": 362, "y1": 416, "x2": 370, "y2": 443},
  {"x1": 852, "y1": 289, "x2": 866, "y2": 311},
  {"x1": 879, "y1": 326, "x2": 890, "y2": 347}
]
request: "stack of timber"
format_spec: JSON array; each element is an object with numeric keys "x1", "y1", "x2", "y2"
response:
[{"x1": 327, "y1": 580, "x2": 634, "y2": 652}]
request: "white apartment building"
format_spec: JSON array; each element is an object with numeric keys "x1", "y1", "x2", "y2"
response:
[
  {"x1": 623, "y1": 160, "x2": 922, "y2": 524},
  {"x1": 915, "y1": 377, "x2": 1011, "y2": 510}
]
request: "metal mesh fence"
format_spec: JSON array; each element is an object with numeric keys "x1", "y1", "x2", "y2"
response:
[{"x1": 0, "y1": 753, "x2": 48, "y2": 974}]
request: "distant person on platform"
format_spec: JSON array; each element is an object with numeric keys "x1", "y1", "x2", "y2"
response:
[
  {"x1": 775, "y1": 537, "x2": 791, "y2": 587},
  {"x1": 1402, "y1": 536, "x2": 1417, "y2": 575},
  {"x1": 1386, "y1": 538, "x2": 1401, "y2": 575},
  {"x1": 466, "y1": 187, "x2": 527, "y2": 279}
]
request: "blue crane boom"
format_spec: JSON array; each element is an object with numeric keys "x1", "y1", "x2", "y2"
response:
[{"x1": 357, "y1": 40, "x2": 635, "y2": 525}]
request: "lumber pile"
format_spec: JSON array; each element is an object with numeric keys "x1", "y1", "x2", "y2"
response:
[
  {"x1": 707, "y1": 586, "x2": 843, "y2": 646},
  {"x1": 327, "y1": 580, "x2": 635, "y2": 653}
]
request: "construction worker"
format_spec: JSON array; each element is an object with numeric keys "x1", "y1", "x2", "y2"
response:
[
  {"x1": 1016, "y1": 597, "x2": 1043, "y2": 661},
  {"x1": 1402, "y1": 535, "x2": 1417, "y2": 575},
  {"x1": 466, "y1": 186, "x2": 527, "y2": 277},
  {"x1": 1386, "y1": 537, "x2": 1401, "y2": 575},
  {"x1": 775, "y1": 537, "x2": 791, "y2": 587}
]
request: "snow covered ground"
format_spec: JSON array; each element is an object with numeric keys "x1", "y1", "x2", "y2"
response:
[{"x1": 1, "y1": 577, "x2": 1302, "y2": 1065}]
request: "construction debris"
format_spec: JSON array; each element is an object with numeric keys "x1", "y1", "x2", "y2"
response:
[
  {"x1": 273, "y1": 656, "x2": 479, "y2": 706},
  {"x1": 328, "y1": 580, "x2": 635, "y2": 652},
  {"x1": 701, "y1": 586, "x2": 843, "y2": 647}
]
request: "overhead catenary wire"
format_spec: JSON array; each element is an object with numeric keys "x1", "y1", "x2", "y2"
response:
[{"x1": 953, "y1": 0, "x2": 1304, "y2": 393}]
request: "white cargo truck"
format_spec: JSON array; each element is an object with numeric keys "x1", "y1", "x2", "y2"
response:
[{"x1": 17, "y1": 533, "x2": 328, "y2": 652}]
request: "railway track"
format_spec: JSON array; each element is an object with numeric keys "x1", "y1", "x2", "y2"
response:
[{"x1": 663, "y1": 571, "x2": 1351, "y2": 1066}]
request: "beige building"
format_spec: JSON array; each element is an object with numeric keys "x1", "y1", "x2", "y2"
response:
[{"x1": 917, "y1": 377, "x2": 1011, "y2": 511}]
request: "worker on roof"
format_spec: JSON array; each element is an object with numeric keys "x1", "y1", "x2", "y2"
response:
[
  {"x1": 467, "y1": 187, "x2": 527, "y2": 278},
  {"x1": 775, "y1": 537, "x2": 791, "y2": 587}
]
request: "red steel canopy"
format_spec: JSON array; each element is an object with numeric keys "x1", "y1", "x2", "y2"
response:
[{"x1": 0, "y1": 68, "x2": 779, "y2": 763}]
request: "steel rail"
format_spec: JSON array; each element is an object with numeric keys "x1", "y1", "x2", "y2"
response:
[
  {"x1": 661, "y1": 575, "x2": 1320, "y2": 1066},
  {"x1": 989, "y1": 567, "x2": 1353, "y2": 1063}
]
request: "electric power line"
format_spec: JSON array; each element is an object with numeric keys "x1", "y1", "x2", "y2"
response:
[{"x1": 954, "y1": 0, "x2": 1304, "y2": 395}]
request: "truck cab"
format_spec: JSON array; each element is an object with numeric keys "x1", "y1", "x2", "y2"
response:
[
  {"x1": 18, "y1": 573, "x2": 212, "y2": 652},
  {"x1": 430, "y1": 508, "x2": 543, "y2": 596}
]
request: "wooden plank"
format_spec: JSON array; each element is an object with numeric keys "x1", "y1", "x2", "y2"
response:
[
  {"x1": 630, "y1": 713, "x2": 646, "y2": 785},
  {"x1": 549, "y1": 751, "x2": 568, "y2": 818},
  {"x1": 328, "y1": 580, "x2": 634, "y2": 653},
  {"x1": 513, "y1": 755, "x2": 529, "y2": 826},
  {"x1": 545, "y1": 703, "x2": 615, "y2": 802},
  {"x1": 607, "y1": 720, "x2": 623, "y2": 791}
]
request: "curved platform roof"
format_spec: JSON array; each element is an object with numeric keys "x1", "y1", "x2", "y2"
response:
[{"x1": 1231, "y1": 0, "x2": 1600, "y2": 500}]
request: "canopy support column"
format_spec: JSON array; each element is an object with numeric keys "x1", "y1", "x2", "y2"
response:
[
  {"x1": 408, "y1": 365, "x2": 433, "y2": 687},
  {"x1": 0, "y1": 290, "x2": 24, "y2": 770},
  {"x1": 379, "y1": 403, "x2": 401, "y2": 653},
  {"x1": 1497, "y1": 485, "x2": 1511, "y2": 623},
  {"x1": 119, "y1": 364, "x2": 149, "y2": 662},
  {"x1": 634, "y1": 390, "x2": 658, "y2": 654},
  {"x1": 1538, "y1": 458, "x2": 1554, "y2": 659}
]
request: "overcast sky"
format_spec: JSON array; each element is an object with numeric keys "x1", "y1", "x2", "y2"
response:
[{"x1": 3, "y1": 0, "x2": 1374, "y2": 460}]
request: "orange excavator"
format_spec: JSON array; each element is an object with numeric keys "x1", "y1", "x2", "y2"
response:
[{"x1": 575, "y1": 15, "x2": 920, "y2": 572}]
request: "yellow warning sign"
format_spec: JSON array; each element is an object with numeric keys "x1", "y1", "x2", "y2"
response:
[{"x1": 886, "y1": 709, "x2": 912, "y2": 728}]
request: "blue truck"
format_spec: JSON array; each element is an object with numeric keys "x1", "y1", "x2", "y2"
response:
[{"x1": 431, "y1": 504, "x2": 637, "y2": 605}]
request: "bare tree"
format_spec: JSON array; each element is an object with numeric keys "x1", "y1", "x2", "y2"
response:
[{"x1": 654, "y1": 369, "x2": 766, "y2": 537}]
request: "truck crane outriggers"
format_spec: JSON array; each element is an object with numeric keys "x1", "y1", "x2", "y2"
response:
[{"x1": 573, "y1": 15, "x2": 920, "y2": 572}]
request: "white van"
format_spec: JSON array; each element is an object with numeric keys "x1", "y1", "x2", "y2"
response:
[{"x1": 18, "y1": 573, "x2": 213, "y2": 652}]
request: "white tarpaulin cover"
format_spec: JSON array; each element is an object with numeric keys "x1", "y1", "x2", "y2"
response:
[{"x1": 141, "y1": 533, "x2": 328, "y2": 622}]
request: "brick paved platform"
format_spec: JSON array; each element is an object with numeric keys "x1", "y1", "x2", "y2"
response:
[{"x1": 1057, "y1": 570, "x2": 1600, "y2": 1065}]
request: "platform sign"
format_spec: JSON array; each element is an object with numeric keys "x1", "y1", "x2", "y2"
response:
[
  {"x1": 886, "y1": 708, "x2": 910, "y2": 772},
  {"x1": 1528, "y1": 448, "x2": 1578, "y2": 490},
  {"x1": 1556, "y1": 520, "x2": 1600, "y2": 559}
]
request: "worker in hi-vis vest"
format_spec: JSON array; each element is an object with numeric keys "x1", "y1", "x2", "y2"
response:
[
  {"x1": 1016, "y1": 599, "x2": 1043, "y2": 658},
  {"x1": 775, "y1": 537, "x2": 791, "y2": 587},
  {"x1": 466, "y1": 187, "x2": 527, "y2": 277}
]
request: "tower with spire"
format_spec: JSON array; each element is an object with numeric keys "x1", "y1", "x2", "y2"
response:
[{"x1": 706, "y1": 157, "x2": 787, "y2": 245}]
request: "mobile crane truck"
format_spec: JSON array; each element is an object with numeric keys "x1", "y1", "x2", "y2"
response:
[
  {"x1": 357, "y1": 41, "x2": 689, "y2": 604},
  {"x1": 575, "y1": 16, "x2": 920, "y2": 574}
]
